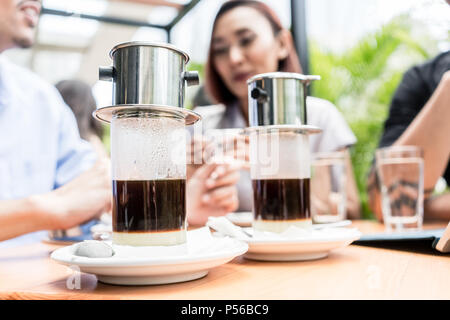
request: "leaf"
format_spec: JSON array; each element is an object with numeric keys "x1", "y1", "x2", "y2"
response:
[{"x1": 310, "y1": 15, "x2": 438, "y2": 218}]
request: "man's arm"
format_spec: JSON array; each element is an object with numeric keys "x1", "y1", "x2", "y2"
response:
[
  {"x1": 0, "y1": 197, "x2": 48, "y2": 241},
  {"x1": 0, "y1": 159, "x2": 111, "y2": 242},
  {"x1": 367, "y1": 167, "x2": 383, "y2": 221},
  {"x1": 393, "y1": 71, "x2": 450, "y2": 190}
]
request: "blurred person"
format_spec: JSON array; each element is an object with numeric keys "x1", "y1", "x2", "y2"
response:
[
  {"x1": 188, "y1": 0, "x2": 361, "y2": 225},
  {"x1": 56, "y1": 79, "x2": 108, "y2": 159},
  {"x1": 0, "y1": 0, "x2": 111, "y2": 241},
  {"x1": 367, "y1": 51, "x2": 450, "y2": 222}
]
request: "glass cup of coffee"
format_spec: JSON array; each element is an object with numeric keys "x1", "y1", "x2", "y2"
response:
[
  {"x1": 375, "y1": 145, "x2": 424, "y2": 232},
  {"x1": 111, "y1": 110, "x2": 187, "y2": 246},
  {"x1": 250, "y1": 129, "x2": 312, "y2": 233},
  {"x1": 311, "y1": 151, "x2": 347, "y2": 223}
]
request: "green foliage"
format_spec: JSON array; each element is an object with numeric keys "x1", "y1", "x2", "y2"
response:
[
  {"x1": 187, "y1": 61, "x2": 206, "y2": 80},
  {"x1": 310, "y1": 15, "x2": 434, "y2": 218},
  {"x1": 185, "y1": 61, "x2": 206, "y2": 110},
  {"x1": 102, "y1": 124, "x2": 111, "y2": 154}
]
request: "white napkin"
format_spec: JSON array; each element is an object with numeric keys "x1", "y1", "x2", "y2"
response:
[
  {"x1": 206, "y1": 217, "x2": 251, "y2": 240},
  {"x1": 207, "y1": 216, "x2": 316, "y2": 240},
  {"x1": 207, "y1": 216, "x2": 359, "y2": 241}
]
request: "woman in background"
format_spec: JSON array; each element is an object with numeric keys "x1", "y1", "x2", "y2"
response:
[{"x1": 189, "y1": 0, "x2": 361, "y2": 224}]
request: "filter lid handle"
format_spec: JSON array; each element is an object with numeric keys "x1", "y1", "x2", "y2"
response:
[
  {"x1": 99, "y1": 66, "x2": 114, "y2": 81},
  {"x1": 183, "y1": 71, "x2": 199, "y2": 86}
]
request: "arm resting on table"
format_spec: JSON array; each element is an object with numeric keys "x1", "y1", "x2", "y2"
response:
[
  {"x1": 0, "y1": 197, "x2": 49, "y2": 241},
  {"x1": 0, "y1": 159, "x2": 111, "y2": 241}
]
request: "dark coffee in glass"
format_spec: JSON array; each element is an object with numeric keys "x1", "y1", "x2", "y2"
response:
[
  {"x1": 110, "y1": 115, "x2": 188, "y2": 246},
  {"x1": 113, "y1": 179, "x2": 186, "y2": 232},
  {"x1": 252, "y1": 178, "x2": 310, "y2": 221},
  {"x1": 250, "y1": 130, "x2": 313, "y2": 232}
]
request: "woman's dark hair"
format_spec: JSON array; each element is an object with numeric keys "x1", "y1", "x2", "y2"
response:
[
  {"x1": 55, "y1": 79, "x2": 103, "y2": 140},
  {"x1": 205, "y1": 0, "x2": 303, "y2": 105}
]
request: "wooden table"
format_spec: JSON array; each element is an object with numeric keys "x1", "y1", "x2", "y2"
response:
[{"x1": 0, "y1": 221, "x2": 449, "y2": 300}]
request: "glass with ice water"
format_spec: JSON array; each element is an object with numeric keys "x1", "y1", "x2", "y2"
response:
[
  {"x1": 376, "y1": 146, "x2": 424, "y2": 232},
  {"x1": 311, "y1": 151, "x2": 347, "y2": 223}
]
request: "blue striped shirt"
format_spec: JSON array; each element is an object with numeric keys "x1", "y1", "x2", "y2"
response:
[{"x1": 0, "y1": 55, "x2": 96, "y2": 200}]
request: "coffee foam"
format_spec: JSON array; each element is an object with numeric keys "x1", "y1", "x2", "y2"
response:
[
  {"x1": 111, "y1": 117, "x2": 186, "y2": 180},
  {"x1": 250, "y1": 131, "x2": 310, "y2": 179},
  {"x1": 112, "y1": 230, "x2": 186, "y2": 246},
  {"x1": 253, "y1": 219, "x2": 312, "y2": 233}
]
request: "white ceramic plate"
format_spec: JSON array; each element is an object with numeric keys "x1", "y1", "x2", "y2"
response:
[
  {"x1": 51, "y1": 229, "x2": 248, "y2": 286},
  {"x1": 226, "y1": 211, "x2": 253, "y2": 227},
  {"x1": 243, "y1": 228, "x2": 361, "y2": 261}
]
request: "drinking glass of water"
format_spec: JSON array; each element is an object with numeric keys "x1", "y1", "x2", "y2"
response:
[
  {"x1": 311, "y1": 151, "x2": 347, "y2": 223},
  {"x1": 375, "y1": 146, "x2": 424, "y2": 232}
]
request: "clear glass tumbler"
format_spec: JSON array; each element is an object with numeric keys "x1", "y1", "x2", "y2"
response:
[
  {"x1": 311, "y1": 151, "x2": 347, "y2": 223},
  {"x1": 376, "y1": 146, "x2": 424, "y2": 232},
  {"x1": 111, "y1": 110, "x2": 187, "y2": 246}
]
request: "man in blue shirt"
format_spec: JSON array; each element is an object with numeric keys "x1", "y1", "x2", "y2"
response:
[{"x1": 0, "y1": 0, "x2": 111, "y2": 241}]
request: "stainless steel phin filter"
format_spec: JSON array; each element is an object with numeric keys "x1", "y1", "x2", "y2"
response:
[
  {"x1": 94, "y1": 41, "x2": 200, "y2": 246},
  {"x1": 247, "y1": 72, "x2": 320, "y2": 128},
  {"x1": 246, "y1": 72, "x2": 321, "y2": 233},
  {"x1": 99, "y1": 41, "x2": 199, "y2": 108}
]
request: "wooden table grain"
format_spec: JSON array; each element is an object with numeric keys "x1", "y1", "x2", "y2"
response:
[{"x1": 0, "y1": 221, "x2": 448, "y2": 300}]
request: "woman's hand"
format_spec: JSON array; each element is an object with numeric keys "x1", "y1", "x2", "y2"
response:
[{"x1": 187, "y1": 163, "x2": 240, "y2": 226}]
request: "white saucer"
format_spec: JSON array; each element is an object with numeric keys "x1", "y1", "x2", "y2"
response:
[
  {"x1": 243, "y1": 228, "x2": 361, "y2": 261},
  {"x1": 51, "y1": 228, "x2": 248, "y2": 285},
  {"x1": 226, "y1": 211, "x2": 253, "y2": 227}
]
